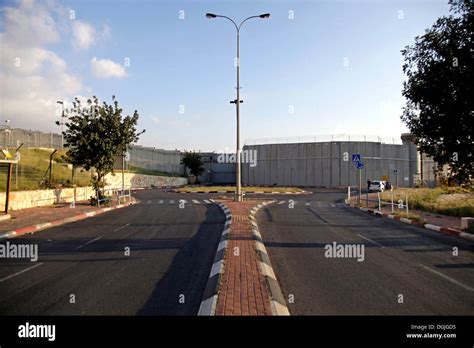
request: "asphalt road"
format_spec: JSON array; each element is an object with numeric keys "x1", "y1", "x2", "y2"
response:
[
  {"x1": 257, "y1": 188, "x2": 474, "y2": 315},
  {"x1": 2, "y1": 188, "x2": 473, "y2": 316},
  {"x1": 0, "y1": 190, "x2": 224, "y2": 315}
]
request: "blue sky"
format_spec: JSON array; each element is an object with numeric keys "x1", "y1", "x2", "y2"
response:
[{"x1": 0, "y1": 0, "x2": 451, "y2": 151}]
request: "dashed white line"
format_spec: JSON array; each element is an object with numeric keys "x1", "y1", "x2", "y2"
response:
[
  {"x1": 192, "y1": 199, "x2": 200, "y2": 204},
  {"x1": 75, "y1": 236, "x2": 102, "y2": 250},
  {"x1": 114, "y1": 223, "x2": 130, "y2": 232},
  {"x1": 356, "y1": 233, "x2": 386, "y2": 248},
  {"x1": 420, "y1": 264, "x2": 474, "y2": 292},
  {"x1": 158, "y1": 199, "x2": 164, "y2": 204},
  {"x1": 147, "y1": 200, "x2": 152, "y2": 204},
  {"x1": 277, "y1": 201, "x2": 286, "y2": 205},
  {"x1": 169, "y1": 200, "x2": 175, "y2": 204},
  {"x1": 0, "y1": 263, "x2": 44, "y2": 283},
  {"x1": 204, "y1": 199, "x2": 212, "y2": 204},
  {"x1": 305, "y1": 202, "x2": 311, "y2": 206}
]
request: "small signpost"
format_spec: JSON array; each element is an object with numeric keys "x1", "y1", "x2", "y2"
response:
[
  {"x1": 352, "y1": 154, "x2": 364, "y2": 206},
  {"x1": 1, "y1": 153, "x2": 18, "y2": 214}
]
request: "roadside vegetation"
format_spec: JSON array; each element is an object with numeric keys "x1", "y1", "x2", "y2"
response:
[
  {"x1": 0, "y1": 148, "x2": 90, "y2": 191},
  {"x1": 381, "y1": 187, "x2": 474, "y2": 218}
]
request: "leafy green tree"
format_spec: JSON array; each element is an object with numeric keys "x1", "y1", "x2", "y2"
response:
[
  {"x1": 60, "y1": 96, "x2": 145, "y2": 193},
  {"x1": 181, "y1": 151, "x2": 204, "y2": 179},
  {"x1": 400, "y1": 0, "x2": 473, "y2": 185}
]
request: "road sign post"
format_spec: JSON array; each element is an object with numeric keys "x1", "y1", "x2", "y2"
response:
[
  {"x1": 352, "y1": 155, "x2": 364, "y2": 207},
  {"x1": 359, "y1": 168, "x2": 361, "y2": 207}
]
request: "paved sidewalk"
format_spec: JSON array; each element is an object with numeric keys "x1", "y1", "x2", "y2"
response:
[
  {"x1": 215, "y1": 201, "x2": 273, "y2": 316},
  {"x1": 0, "y1": 201, "x2": 123, "y2": 234}
]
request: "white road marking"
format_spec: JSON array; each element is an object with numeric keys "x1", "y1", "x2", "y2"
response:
[
  {"x1": 169, "y1": 200, "x2": 175, "y2": 204},
  {"x1": 420, "y1": 265, "x2": 474, "y2": 292},
  {"x1": 277, "y1": 201, "x2": 286, "y2": 205},
  {"x1": 114, "y1": 223, "x2": 130, "y2": 232},
  {"x1": 305, "y1": 202, "x2": 311, "y2": 206},
  {"x1": 75, "y1": 236, "x2": 102, "y2": 250},
  {"x1": 204, "y1": 199, "x2": 212, "y2": 204},
  {"x1": 0, "y1": 263, "x2": 44, "y2": 283},
  {"x1": 147, "y1": 200, "x2": 152, "y2": 204},
  {"x1": 331, "y1": 203, "x2": 336, "y2": 207},
  {"x1": 158, "y1": 199, "x2": 164, "y2": 204},
  {"x1": 356, "y1": 233, "x2": 386, "y2": 248},
  {"x1": 192, "y1": 199, "x2": 200, "y2": 204}
]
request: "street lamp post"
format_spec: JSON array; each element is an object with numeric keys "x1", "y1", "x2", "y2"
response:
[
  {"x1": 56, "y1": 101, "x2": 64, "y2": 149},
  {"x1": 206, "y1": 12, "x2": 270, "y2": 202}
]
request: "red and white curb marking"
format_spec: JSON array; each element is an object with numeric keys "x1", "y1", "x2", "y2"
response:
[
  {"x1": 0, "y1": 203, "x2": 134, "y2": 240},
  {"x1": 355, "y1": 206, "x2": 474, "y2": 243},
  {"x1": 198, "y1": 201, "x2": 232, "y2": 316},
  {"x1": 249, "y1": 201, "x2": 290, "y2": 316}
]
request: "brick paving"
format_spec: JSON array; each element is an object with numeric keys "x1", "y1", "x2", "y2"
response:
[
  {"x1": 0, "y1": 201, "x2": 108, "y2": 233},
  {"x1": 215, "y1": 201, "x2": 273, "y2": 316}
]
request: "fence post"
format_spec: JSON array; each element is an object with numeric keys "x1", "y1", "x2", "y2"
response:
[
  {"x1": 406, "y1": 194, "x2": 409, "y2": 218},
  {"x1": 391, "y1": 193, "x2": 394, "y2": 214}
]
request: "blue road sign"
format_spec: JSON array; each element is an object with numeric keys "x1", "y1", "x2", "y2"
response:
[
  {"x1": 355, "y1": 161, "x2": 364, "y2": 170},
  {"x1": 352, "y1": 154, "x2": 361, "y2": 162}
]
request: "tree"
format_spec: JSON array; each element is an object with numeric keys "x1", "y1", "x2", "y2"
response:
[
  {"x1": 181, "y1": 151, "x2": 204, "y2": 179},
  {"x1": 61, "y1": 96, "x2": 145, "y2": 194},
  {"x1": 401, "y1": 0, "x2": 473, "y2": 185}
]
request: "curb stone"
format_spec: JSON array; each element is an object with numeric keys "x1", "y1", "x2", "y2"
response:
[
  {"x1": 198, "y1": 202, "x2": 232, "y2": 316},
  {"x1": 0, "y1": 202, "x2": 135, "y2": 240},
  {"x1": 249, "y1": 200, "x2": 290, "y2": 316},
  {"x1": 348, "y1": 204, "x2": 473, "y2": 243}
]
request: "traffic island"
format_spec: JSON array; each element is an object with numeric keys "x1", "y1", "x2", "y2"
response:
[{"x1": 199, "y1": 199, "x2": 289, "y2": 316}]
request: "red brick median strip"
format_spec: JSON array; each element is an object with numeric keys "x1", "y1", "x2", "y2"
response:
[{"x1": 215, "y1": 201, "x2": 274, "y2": 316}]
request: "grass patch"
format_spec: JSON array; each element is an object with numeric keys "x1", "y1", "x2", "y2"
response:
[
  {"x1": 380, "y1": 187, "x2": 474, "y2": 218},
  {"x1": 392, "y1": 211, "x2": 426, "y2": 224},
  {"x1": 0, "y1": 148, "x2": 91, "y2": 191},
  {"x1": 177, "y1": 186, "x2": 303, "y2": 193}
]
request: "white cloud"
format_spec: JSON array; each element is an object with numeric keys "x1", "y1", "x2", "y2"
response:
[
  {"x1": 72, "y1": 21, "x2": 95, "y2": 49},
  {"x1": 151, "y1": 116, "x2": 160, "y2": 124},
  {"x1": 90, "y1": 57, "x2": 126, "y2": 79},
  {"x1": 0, "y1": 0, "x2": 84, "y2": 131},
  {"x1": 72, "y1": 21, "x2": 110, "y2": 50}
]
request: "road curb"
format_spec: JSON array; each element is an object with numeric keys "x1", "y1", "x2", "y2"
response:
[
  {"x1": 349, "y1": 205, "x2": 473, "y2": 243},
  {"x1": 0, "y1": 202, "x2": 135, "y2": 240},
  {"x1": 249, "y1": 200, "x2": 290, "y2": 316},
  {"x1": 198, "y1": 202, "x2": 232, "y2": 316}
]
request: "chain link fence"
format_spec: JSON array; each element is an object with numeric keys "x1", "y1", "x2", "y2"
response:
[{"x1": 0, "y1": 147, "x2": 91, "y2": 192}]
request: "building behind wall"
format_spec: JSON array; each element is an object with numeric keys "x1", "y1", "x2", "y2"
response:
[{"x1": 241, "y1": 134, "x2": 437, "y2": 188}]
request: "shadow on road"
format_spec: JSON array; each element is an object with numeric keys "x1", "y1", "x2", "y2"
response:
[{"x1": 136, "y1": 204, "x2": 224, "y2": 315}]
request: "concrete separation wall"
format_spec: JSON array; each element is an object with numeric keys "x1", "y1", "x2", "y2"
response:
[
  {"x1": 104, "y1": 173, "x2": 187, "y2": 188},
  {"x1": 242, "y1": 140, "x2": 436, "y2": 188}
]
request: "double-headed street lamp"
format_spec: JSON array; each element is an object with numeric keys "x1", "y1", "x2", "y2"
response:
[{"x1": 206, "y1": 12, "x2": 270, "y2": 202}]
